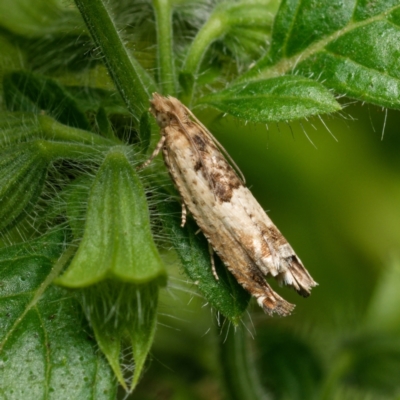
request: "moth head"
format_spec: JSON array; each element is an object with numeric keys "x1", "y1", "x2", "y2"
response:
[
  {"x1": 149, "y1": 94, "x2": 170, "y2": 128},
  {"x1": 150, "y1": 93, "x2": 188, "y2": 128}
]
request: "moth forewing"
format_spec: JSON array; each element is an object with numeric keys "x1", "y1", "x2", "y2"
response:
[{"x1": 148, "y1": 93, "x2": 317, "y2": 316}]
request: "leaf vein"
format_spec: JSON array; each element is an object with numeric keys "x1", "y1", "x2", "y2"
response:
[
  {"x1": 35, "y1": 305, "x2": 52, "y2": 400},
  {"x1": 241, "y1": 4, "x2": 400, "y2": 81},
  {"x1": 0, "y1": 251, "x2": 69, "y2": 351},
  {"x1": 323, "y1": 48, "x2": 400, "y2": 82},
  {"x1": 282, "y1": 0, "x2": 303, "y2": 58}
]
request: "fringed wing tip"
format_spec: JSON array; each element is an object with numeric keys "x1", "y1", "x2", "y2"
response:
[
  {"x1": 257, "y1": 294, "x2": 295, "y2": 317},
  {"x1": 277, "y1": 256, "x2": 317, "y2": 298}
]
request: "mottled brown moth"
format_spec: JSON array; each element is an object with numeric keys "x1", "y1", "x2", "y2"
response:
[{"x1": 144, "y1": 93, "x2": 317, "y2": 316}]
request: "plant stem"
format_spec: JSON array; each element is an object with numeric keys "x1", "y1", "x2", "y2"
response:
[
  {"x1": 219, "y1": 321, "x2": 270, "y2": 400},
  {"x1": 37, "y1": 140, "x2": 112, "y2": 162},
  {"x1": 184, "y1": 16, "x2": 226, "y2": 77},
  {"x1": 39, "y1": 115, "x2": 117, "y2": 146},
  {"x1": 74, "y1": 0, "x2": 153, "y2": 120},
  {"x1": 180, "y1": 14, "x2": 226, "y2": 104},
  {"x1": 152, "y1": 0, "x2": 176, "y2": 96}
]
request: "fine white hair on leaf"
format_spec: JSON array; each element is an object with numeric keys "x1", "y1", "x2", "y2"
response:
[
  {"x1": 381, "y1": 107, "x2": 388, "y2": 140},
  {"x1": 240, "y1": 317, "x2": 255, "y2": 340},
  {"x1": 299, "y1": 121, "x2": 317, "y2": 149},
  {"x1": 318, "y1": 114, "x2": 338, "y2": 142}
]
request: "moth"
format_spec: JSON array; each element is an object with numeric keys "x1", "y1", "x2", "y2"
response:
[{"x1": 144, "y1": 93, "x2": 317, "y2": 316}]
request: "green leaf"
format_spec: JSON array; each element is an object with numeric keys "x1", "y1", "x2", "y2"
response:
[
  {"x1": 0, "y1": 112, "x2": 42, "y2": 147},
  {"x1": 239, "y1": 0, "x2": 400, "y2": 109},
  {"x1": 0, "y1": 0, "x2": 94, "y2": 73},
  {"x1": 3, "y1": 71, "x2": 91, "y2": 130},
  {"x1": 57, "y1": 146, "x2": 166, "y2": 287},
  {"x1": 66, "y1": 86, "x2": 129, "y2": 116},
  {"x1": 199, "y1": 76, "x2": 340, "y2": 122},
  {"x1": 80, "y1": 280, "x2": 159, "y2": 391},
  {"x1": 0, "y1": 0, "x2": 80, "y2": 37},
  {"x1": 157, "y1": 201, "x2": 250, "y2": 325},
  {"x1": 0, "y1": 141, "x2": 49, "y2": 232},
  {"x1": 0, "y1": 230, "x2": 117, "y2": 399}
]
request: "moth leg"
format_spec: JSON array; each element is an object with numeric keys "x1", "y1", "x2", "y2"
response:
[
  {"x1": 138, "y1": 135, "x2": 166, "y2": 169},
  {"x1": 208, "y1": 244, "x2": 219, "y2": 281},
  {"x1": 180, "y1": 201, "x2": 187, "y2": 227}
]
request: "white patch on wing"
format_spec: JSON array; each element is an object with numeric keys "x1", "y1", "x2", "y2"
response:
[
  {"x1": 252, "y1": 237, "x2": 263, "y2": 261},
  {"x1": 257, "y1": 295, "x2": 266, "y2": 308}
]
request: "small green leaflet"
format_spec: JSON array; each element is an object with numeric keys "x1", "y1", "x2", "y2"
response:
[{"x1": 199, "y1": 76, "x2": 340, "y2": 122}]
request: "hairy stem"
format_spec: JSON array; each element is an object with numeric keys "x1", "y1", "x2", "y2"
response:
[
  {"x1": 39, "y1": 115, "x2": 117, "y2": 146},
  {"x1": 152, "y1": 0, "x2": 176, "y2": 96},
  {"x1": 74, "y1": 0, "x2": 153, "y2": 120},
  {"x1": 180, "y1": 15, "x2": 226, "y2": 104},
  {"x1": 184, "y1": 16, "x2": 226, "y2": 76},
  {"x1": 37, "y1": 140, "x2": 112, "y2": 162}
]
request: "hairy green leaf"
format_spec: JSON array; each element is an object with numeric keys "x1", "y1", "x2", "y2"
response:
[
  {"x1": 3, "y1": 71, "x2": 91, "y2": 130},
  {"x1": 239, "y1": 0, "x2": 400, "y2": 109},
  {"x1": 199, "y1": 76, "x2": 340, "y2": 122},
  {"x1": 57, "y1": 147, "x2": 166, "y2": 287},
  {"x1": 66, "y1": 86, "x2": 129, "y2": 117},
  {"x1": 158, "y1": 202, "x2": 250, "y2": 325},
  {"x1": 0, "y1": 112, "x2": 42, "y2": 146},
  {"x1": 0, "y1": 141, "x2": 49, "y2": 232},
  {"x1": 0, "y1": 230, "x2": 117, "y2": 399},
  {"x1": 0, "y1": 0, "x2": 95, "y2": 73}
]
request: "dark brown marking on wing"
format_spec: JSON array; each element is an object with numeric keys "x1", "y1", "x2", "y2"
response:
[
  {"x1": 193, "y1": 134, "x2": 207, "y2": 152},
  {"x1": 261, "y1": 225, "x2": 286, "y2": 248},
  {"x1": 211, "y1": 165, "x2": 242, "y2": 202},
  {"x1": 194, "y1": 160, "x2": 202, "y2": 171}
]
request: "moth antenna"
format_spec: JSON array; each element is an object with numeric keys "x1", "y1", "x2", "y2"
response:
[{"x1": 183, "y1": 105, "x2": 246, "y2": 185}]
